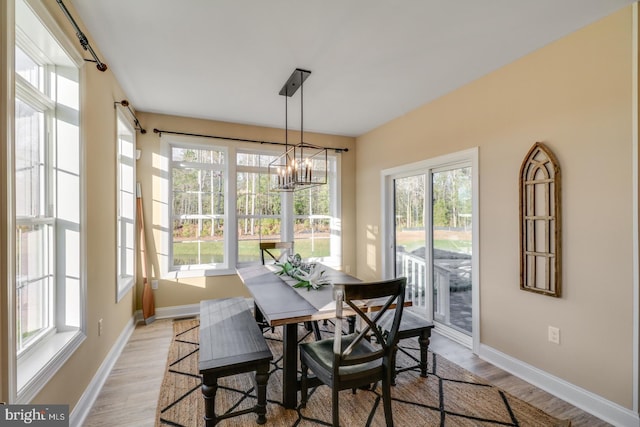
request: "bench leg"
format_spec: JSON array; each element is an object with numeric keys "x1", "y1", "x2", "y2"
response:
[
  {"x1": 418, "y1": 329, "x2": 432, "y2": 378},
  {"x1": 255, "y1": 363, "x2": 270, "y2": 424},
  {"x1": 202, "y1": 377, "x2": 218, "y2": 427}
]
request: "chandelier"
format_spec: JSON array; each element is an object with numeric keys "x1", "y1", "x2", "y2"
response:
[{"x1": 269, "y1": 68, "x2": 328, "y2": 192}]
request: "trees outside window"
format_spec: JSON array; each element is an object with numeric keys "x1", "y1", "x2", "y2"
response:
[{"x1": 168, "y1": 142, "x2": 340, "y2": 274}]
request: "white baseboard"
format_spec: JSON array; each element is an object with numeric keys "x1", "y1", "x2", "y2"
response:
[
  {"x1": 134, "y1": 300, "x2": 256, "y2": 324},
  {"x1": 479, "y1": 344, "x2": 640, "y2": 427},
  {"x1": 134, "y1": 303, "x2": 200, "y2": 324},
  {"x1": 69, "y1": 317, "x2": 136, "y2": 427}
]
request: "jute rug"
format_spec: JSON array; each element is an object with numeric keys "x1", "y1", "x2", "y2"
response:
[{"x1": 156, "y1": 319, "x2": 571, "y2": 426}]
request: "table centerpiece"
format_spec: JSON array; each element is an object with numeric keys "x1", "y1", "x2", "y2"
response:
[{"x1": 274, "y1": 253, "x2": 331, "y2": 291}]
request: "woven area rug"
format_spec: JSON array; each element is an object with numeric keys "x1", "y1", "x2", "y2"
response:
[{"x1": 156, "y1": 319, "x2": 571, "y2": 426}]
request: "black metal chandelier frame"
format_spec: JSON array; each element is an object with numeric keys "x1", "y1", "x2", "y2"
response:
[{"x1": 268, "y1": 68, "x2": 328, "y2": 192}]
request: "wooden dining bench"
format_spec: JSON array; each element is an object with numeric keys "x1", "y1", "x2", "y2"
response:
[{"x1": 199, "y1": 298, "x2": 273, "y2": 425}]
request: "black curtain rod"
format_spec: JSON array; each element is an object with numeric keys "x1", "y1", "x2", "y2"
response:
[
  {"x1": 152, "y1": 128, "x2": 349, "y2": 153},
  {"x1": 115, "y1": 100, "x2": 147, "y2": 134},
  {"x1": 56, "y1": 0, "x2": 107, "y2": 72}
]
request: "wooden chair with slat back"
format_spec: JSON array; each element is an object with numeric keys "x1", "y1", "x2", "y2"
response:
[
  {"x1": 259, "y1": 241, "x2": 293, "y2": 265},
  {"x1": 300, "y1": 277, "x2": 407, "y2": 426}
]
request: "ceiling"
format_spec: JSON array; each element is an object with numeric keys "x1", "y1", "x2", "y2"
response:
[{"x1": 70, "y1": 0, "x2": 634, "y2": 137}]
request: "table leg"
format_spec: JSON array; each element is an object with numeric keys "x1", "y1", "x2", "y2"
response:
[
  {"x1": 347, "y1": 316, "x2": 356, "y2": 334},
  {"x1": 201, "y1": 377, "x2": 217, "y2": 426},
  {"x1": 282, "y1": 323, "x2": 299, "y2": 409}
]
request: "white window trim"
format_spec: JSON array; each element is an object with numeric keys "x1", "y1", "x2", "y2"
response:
[
  {"x1": 380, "y1": 147, "x2": 479, "y2": 353},
  {"x1": 115, "y1": 109, "x2": 136, "y2": 302},
  {"x1": 160, "y1": 135, "x2": 342, "y2": 278},
  {"x1": 164, "y1": 137, "x2": 231, "y2": 277},
  {"x1": 11, "y1": 0, "x2": 87, "y2": 404}
]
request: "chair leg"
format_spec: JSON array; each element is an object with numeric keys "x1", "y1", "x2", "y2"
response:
[
  {"x1": 332, "y1": 388, "x2": 340, "y2": 426},
  {"x1": 312, "y1": 321, "x2": 322, "y2": 341},
  {"x1": 300, "y1": 362, "x2": 308, "y2": 408},
  {"x1": 391, "y1": 344, "x2": 399, "y2": 386},
  {"x1": 381, "y1": 371, "x2": 394, "y2": 427}
]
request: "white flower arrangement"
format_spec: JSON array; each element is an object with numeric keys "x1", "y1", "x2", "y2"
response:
[{"x1": 274, "y1": 253, "x2": 331, "y2": 291}]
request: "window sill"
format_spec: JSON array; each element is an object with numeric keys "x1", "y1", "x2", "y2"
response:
[
  {"x1": 117, "y1": 275, "x2": 135, "y2": 302},
  {"x1": 17, "y1": 330, "x2": 86, "y2": 403},
  {"x1": 163, "y1": 267, "x2": 237, "y2": 279}
]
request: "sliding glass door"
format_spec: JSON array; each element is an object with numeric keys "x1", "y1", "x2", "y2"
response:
[
  {"x1": 394, "y1": 174, "x2": 428, "y2": 310},
  {"x1": 388, "y1": 152, "x2": 476, "y2": 348},
  {"x1": 431, "y1": 166, "x2": 472, "y2": 336}
]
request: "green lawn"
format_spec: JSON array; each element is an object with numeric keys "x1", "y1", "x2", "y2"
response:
[
  {"x1": 398, "y1": 239, "x2": 471, "y2": 254},
  {"x1": 173, "y1": 236, "x2": 468, "y2": 265},
  {"x1": 173, "y1": 238, "x2": 331, "y2": 264}
]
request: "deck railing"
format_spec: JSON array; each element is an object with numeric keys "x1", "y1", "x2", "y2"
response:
[{"x1": 396, "y1": 251, "x2": 451, "y2": 323}]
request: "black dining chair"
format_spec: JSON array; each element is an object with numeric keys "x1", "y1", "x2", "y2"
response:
[
  {"x1": 259, "y1": 241, "x2": 293, "y2": 265},
  {"x1": 299, "y1": 277, "x2": 406, "y2": 426}
]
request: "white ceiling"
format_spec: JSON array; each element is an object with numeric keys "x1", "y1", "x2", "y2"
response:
[{"x1": 70, "y1": 0, "x2": 634, "y2": 137}]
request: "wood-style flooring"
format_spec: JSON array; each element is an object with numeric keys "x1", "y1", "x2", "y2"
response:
[{"x1": 82, "y1": 318, "x2": 611, "y2": 426}]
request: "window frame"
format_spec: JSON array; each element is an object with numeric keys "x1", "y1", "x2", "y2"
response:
[
  {"x1": 115, "y1": 109, "x2": 136, "y2": 301},
  {"x1": 236, "y1": 148, "x2": 284, "y2": 266},
  {"x1": 11, "y1": 0, "x2": 87, "y2": 404},
  {"x1": 162, "y1": 136, "x2": 341, "y2": 278},
  {"x1": 168, "y1": 141, "x2": 230, "y2": 275},
  {"x1": 381, "y1": 148, "x2": 479, "y2": 352}
]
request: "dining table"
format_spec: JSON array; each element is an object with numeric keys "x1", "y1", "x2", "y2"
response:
[{"x1": 236, "y1": 263, "x2": 363, "y2": 409}]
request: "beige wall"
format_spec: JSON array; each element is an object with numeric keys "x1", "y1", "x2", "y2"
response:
[
  {"x1": 134, "y1": 112, "x2": 356, "y2": 309},
  {"x1": 355, "y1": 7, "x2": 634, "y2": 408}
]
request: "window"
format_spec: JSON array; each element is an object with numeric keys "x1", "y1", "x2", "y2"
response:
[
  {"x1": 170, "y1": 145, "x2": 227, "y2": 270},
  {"x1": 293, "y1": 163, "x2": 338, "y2": 263},
  {"x1": 116, "y1": 112, "x2": 136, "y2": 301},
  {"x1": 14, "y1": 0, "x2": 85, "y2": 402},
  {"x1": 237, "y1": 151, "x2": 282, "y2": 263},
  {"x1": 165, "y1": 138, "x2": 341, "y2": 276}
]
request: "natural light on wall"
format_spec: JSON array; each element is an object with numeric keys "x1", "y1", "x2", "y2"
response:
[{"x1": 14, "y1": 0, "x2": 85, "y2": 402}]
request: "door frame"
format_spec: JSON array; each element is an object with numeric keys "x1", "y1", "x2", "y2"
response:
[{"x1": 381, "y1": 147, "x2": 480, "y2": 353}]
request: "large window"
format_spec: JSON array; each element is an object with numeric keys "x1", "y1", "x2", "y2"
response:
[
  {"x1": 171, "y1": 145, "x2": 227, "y2": 269},
  {"x1": 166, "y1": 139, "x2": 340, "y2": 275},
  {"x1": 293, "y1": 166, "x2": 336, "y2": 261},
  {"x1": 237, "y1": 151, "x2": 282, "y2": 263},
  {"x1": 14, "y1": 0, "x2": 85, "y2": 401},
  {"x1": 116, "y1": 112, "x2": 136, "y2": 301}
]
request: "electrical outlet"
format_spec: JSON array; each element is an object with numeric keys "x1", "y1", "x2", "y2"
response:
[
  {"x1": 152, "y1": 279, "x2": 159, "y2": 290},
  {"x1": 548, "y1": 326, "x2": 560, "y2": 344},
  {"x1": 98, "y1": 318, "x2": 103, "y2": 336}
]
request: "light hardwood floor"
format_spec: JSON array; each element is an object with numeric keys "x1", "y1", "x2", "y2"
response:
[{"x1": 83, "y1": 318, "x2": 611, "y2": 426}]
